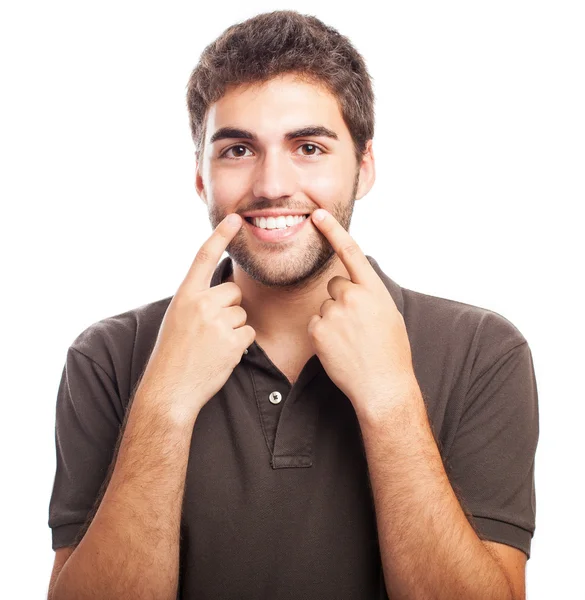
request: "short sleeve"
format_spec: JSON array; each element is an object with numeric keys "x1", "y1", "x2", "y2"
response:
[
  {"x1": 48, "y1": 346, "x2": 123, "y2": 550},
  {"x1": 444, "y1": 341, "x2": 539, "y2": 559}
]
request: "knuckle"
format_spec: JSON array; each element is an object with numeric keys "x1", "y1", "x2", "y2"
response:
[
  {"x1": 228, "y1": 282, "x2": 243, "y2": 302},
  {"x1": 215, "y1": 320, "x2": 230, "y2": 341},
  {"x1": 343, "y1": 288, "x2": 359, "y2": 306},
  {"x1": 171, "y1": 291, "x2": 195, "y2": 315},
  {"x1": 195, "y1": 247, "x2": 212, "y2": 264},
  {"x1": 330, "y1": 303, "x2": 344, "y2": 318},
  {"x1": 193, "y1": 294, "x2": 212, "y2": 315},
  {"x1": 310, "y1": 321, "x2": 324, "y2": 340},
  {"x1": 340, "y1": 243, "x2": 359, "y2": 261},
  {"x1": 219, "y1": 281, "x2": 242, "y2": 304}
]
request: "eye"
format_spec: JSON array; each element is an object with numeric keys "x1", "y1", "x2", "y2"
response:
[
  {"x1": 297, "y1": 143, "x2": 324, "y2": 157},
  {"x1": 220, "y1": 145, "x2": 252, "y2": 159},
  {"x1": 219, "y1": 143, "x2": 325, "y2": 160}
]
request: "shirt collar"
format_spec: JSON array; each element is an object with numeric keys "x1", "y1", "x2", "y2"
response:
[{"x1": 211, "y1": 255, "x2": 404, "y2": 316}]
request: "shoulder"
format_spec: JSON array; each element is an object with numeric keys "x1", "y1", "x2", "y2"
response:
[
  {"x1": 68, "y1": 295, "x2": 174, "y2": 383},
  {"x1": 401, "y1": 287, "x2": 528, "y2": 373}
]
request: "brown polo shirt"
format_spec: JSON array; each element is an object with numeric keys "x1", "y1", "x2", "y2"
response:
[{"x1": 48, "y1": 254, "x2": 538, "y2": 599}]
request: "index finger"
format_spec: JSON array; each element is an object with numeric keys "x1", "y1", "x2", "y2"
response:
[
  {"x1": 311, "y1": 209, "x2": 377, "y2": 287},
  {"x1": 181, "y1": 213, "x2": 243, "y2": 292}
]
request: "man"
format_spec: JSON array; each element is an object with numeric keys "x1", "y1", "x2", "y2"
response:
[{"x1": 47, "y1": 10, "x2": 537, "y2": 600}]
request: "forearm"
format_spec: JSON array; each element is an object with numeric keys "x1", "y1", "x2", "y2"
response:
[
  {"x1": 358, "y1": 389, "x2": 513, "y2": 600},
  {"x1": 52, "y1": 389, "x2": 197, "y2": 600}
]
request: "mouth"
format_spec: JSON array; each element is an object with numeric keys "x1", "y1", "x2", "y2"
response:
[
  {"x1": 243, "y1": 214, "x2": 311, "y2": 243},
  {"x1": 243, "y1": 214, "x2": 309, "y2": 225}
]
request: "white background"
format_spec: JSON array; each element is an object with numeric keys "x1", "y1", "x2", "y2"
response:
[{"x1": 1, "y1": 1, "x2": 583, "y2": 598}]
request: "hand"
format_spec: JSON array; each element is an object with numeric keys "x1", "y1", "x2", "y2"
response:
[
  {"x1": 307, "y1": 209, "x2": 418, "y2": 421},
  {"x1": 137, "y1": 213, "x2": 256, "y2": 423}
]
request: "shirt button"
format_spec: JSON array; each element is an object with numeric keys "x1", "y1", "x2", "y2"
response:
[{"x1": 269, "y1": 391, "x2": 282, "y2": 404}]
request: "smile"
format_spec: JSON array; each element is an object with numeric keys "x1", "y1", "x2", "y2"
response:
[{"x1": 243, "y1": 214, "x2": 310, "y2": 242}]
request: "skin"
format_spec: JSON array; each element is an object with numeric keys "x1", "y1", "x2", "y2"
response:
[{"x1": 195, "y1": 72, "x2": 375, "y2": 344}]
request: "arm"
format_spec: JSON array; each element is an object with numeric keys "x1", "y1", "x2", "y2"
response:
[
  {"x1": 358, "y1": 386, "x2": 514, "y2": 600},
  {"x1": 303, "y1": 209, "x2": 534, "y2": 599},
  {"x1": 51, "y1": 388, "x2": 197, "y2": 600},
  {"x1": 49, "y1": 213, "x2": 251, "y2": 600}
]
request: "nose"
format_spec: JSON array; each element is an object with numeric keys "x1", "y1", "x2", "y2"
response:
[{"x1": 251, "y1": 148, "x2": 297, "y2": 201}]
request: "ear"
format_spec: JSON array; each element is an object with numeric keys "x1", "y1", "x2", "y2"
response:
[
  {"x1": 355, "y1": 139, "x2": 375, "y2": 201},
  {"x1": 195, "y1": 158, "x2": 208, "y2": 207}
]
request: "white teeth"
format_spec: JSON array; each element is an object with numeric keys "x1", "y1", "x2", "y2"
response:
[{"x1": 252, "y1": 215, "x2": 307, "y2": 229}]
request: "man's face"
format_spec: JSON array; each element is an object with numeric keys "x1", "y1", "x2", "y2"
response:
[{"x1": 196, "y1": 73, "x2": 373, "y2": 291}]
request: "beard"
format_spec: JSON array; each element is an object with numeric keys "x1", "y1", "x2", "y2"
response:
[{"x1": 207, "y1": 168, "x2": 360, "y2": 293}]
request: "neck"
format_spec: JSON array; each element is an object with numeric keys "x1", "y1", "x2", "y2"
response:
[{"x1": 227, "y1": 256, "x2": 352, "y2": 343}]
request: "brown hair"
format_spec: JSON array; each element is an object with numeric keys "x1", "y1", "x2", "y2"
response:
[{"x1": 186, "y1": 10, "x2": 375, "y2": 167}]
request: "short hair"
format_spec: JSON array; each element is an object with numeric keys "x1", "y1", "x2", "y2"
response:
[{"x1": 186, "y1": 10, "x2": 375, "y2": 167}]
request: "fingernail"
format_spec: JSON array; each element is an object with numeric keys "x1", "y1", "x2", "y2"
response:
[
  {"x1": 227, "y1": 214, "x2": 241, "y2": 226},
  {"x1": 313, "y1": 209, "x2": 327, "y2": 222}
]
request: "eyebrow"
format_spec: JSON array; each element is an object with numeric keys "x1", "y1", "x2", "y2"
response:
[{"x1": 209, "y1": 125, "x2": 339, "y2": 145}]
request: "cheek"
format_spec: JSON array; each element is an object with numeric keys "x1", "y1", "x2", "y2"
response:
[
  {"x1": 300, "y1": 171, "x2": 341, "y2": 203},
  {"x1": 206, "y1": 174, "x2": 246, "y2": 209},
  {"x1": 210, "y1": 170, "x2": 246, "y2": 196}
]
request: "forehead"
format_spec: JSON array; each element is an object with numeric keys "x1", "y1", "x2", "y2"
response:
[{"x1": 204, "y1": 73, "x2": 347, "y2": 142}]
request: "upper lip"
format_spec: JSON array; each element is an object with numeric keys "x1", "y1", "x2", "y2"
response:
[{"x1": 242, "y1": 209, "x2": 311, "y2": 219}]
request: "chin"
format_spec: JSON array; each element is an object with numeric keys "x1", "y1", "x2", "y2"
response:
[{"x1": 227, "y1": 238, "x2": 336, "y2": 290}]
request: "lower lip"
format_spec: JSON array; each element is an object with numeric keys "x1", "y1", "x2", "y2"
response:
[{"x1": 243, "y1": 216, "x2": 310, "y2": 242}]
